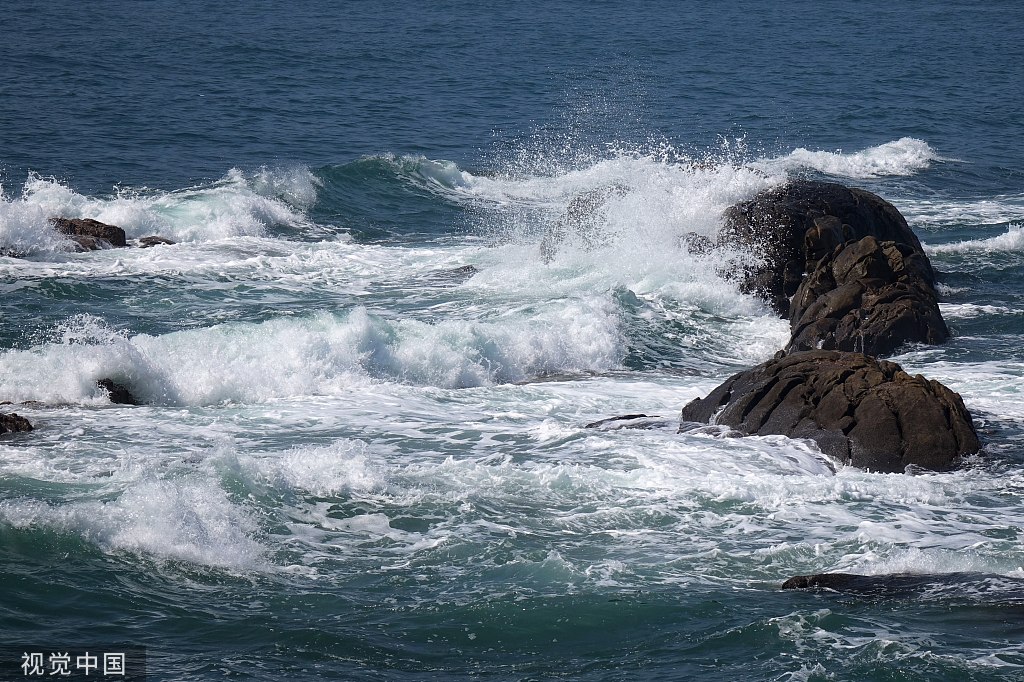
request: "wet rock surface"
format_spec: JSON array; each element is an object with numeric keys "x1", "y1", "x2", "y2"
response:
[
  {"x1": 0, "y1": 412, "x2": 33, "y2": 434},
  {"x1": 97, "y1": 379, "x2": 140, "y2": 405},
  {"x1": 786, "y1": 236, "x2": 948, "y2": 357},
  {"x1": 50, "y1": 217, "x2": 128, "y2": 250},
  {"x1": 137, "y1": 236, "x2": 176, "y2": 248},
  {"x1": 679, "y1": 350, "x2": 980, "y2": 473},
  {"x1": 720, "y1": 180, "x2": 927, "y2": 317}
]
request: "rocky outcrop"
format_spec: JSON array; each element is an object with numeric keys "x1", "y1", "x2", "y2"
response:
[
  {"x1": 679, "y1": 351, "x2": 979, "y2": 473},
  {"x1": 720, "y1": 181, "x2": 928, "y2": 317},
  {"x1": 137, "y1": 236, "x2": 176, "y2": 248},
  {"x1": 97, "y1": 379, "x2": 140, "y2": 405},
  {"x1": 0, "y1": 412, "x2": 33, "y2": 434},
  {"x1": 4, "y1": 220, "x2": 173, "y2": 257},
  {"x1": 50, "y1": 217, "x2": 127, "y2": 251},
  {"x1": 786, "y1": 236, "x2": 948, "y2": 356}
]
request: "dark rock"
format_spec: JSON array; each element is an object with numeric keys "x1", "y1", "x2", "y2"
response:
[
  {"x1": 585, "y1": 414, "x2": 667, "y2": 430},
  {"x1": 781, "y1": 572, "x2": 1024, "y2": 598},
  {"x1": 137, "y1": 236, "x2": 175, "y2": 248},
  {"x1": 0, "y1": 412, "x2": 33, "y2": 434},
  {"x1": 50, "y1": 217, "x2": 128, "y2": 250},
  {"x1": 720, "y1": 181, "x2": 929, "y2": 316},
  {"x1": 786, "y1": 236, "x2": 948, "y2": 356},
  {"x1": 97, "y1": 379, "x2": 140, "y2": 405},
  {"x1": 783, "y1": 572, "x2": 868, "y2": 590},
  {"x1": 428, "y1": 264, "x2": 478, "y2": 284},
  {"x1": 679, "y1": 350, "x2": 979, "y2": 472}
]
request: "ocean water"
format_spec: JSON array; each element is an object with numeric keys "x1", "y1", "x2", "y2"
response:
[{"x1": 2, "y1": 2, "x2": 1024, "y2": 680}]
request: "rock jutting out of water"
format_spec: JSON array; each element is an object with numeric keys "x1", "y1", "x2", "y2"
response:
[
  {"x1": 719, "y1": 180, "x2": 930, "y2": 318},
  {"x1": 137, "y1": 236, "x2": 176, "y2": 248},
  {"x1": 50, "y1": 217, "x2": 128, "y2": 251},
  {"x1": 680, "y1": 350, "x2": 980, "y2": 473},
  {"x1": 97, "y1": 379, "x2": 140, "y2": 406},
  {"x1": 0, "y1": 412, "x2": 33, "y2": 434},
  {"x1": 786, "y1": 235, "x2": 948, "y2": 357},
  {"x1": 671, "y1": 180, "x2": 978, "y2": 474}
]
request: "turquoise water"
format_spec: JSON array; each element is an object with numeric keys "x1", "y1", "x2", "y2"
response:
[{"x1": 2, "y1": 2, "x2": 1024, "y2": 680}]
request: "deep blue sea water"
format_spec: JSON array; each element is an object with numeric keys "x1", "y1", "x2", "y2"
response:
[{"x1": 2, "y1": 2, "x2": 1024, "y2": 680}]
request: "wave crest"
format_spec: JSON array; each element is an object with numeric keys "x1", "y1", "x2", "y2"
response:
[
  {"x1": 0, "y1": 168, "x2": 318, "y2": 255},
  {"x1": 770, "y1": 137, "x2": 939, "y2": 179}
]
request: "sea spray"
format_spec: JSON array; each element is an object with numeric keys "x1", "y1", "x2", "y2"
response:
[{"x1": 0, "y1": 168, "x2": 319, "y2": 254}]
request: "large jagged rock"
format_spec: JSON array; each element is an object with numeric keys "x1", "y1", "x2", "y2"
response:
[
  {"x1": 786, "y1": 236, "x2": 948, "y2": 356},
  {"x1": 720, "y1": 181, "x2": 929, "y2": 317},
  {"x1": 679, "y1": 350, "x2": 979, "y2": 473},
  {"x1": 0, "y1": 413, "x2": 33, "y2": 434},
  {"x1": 50, "y1": 217, "x2": 127, "y2": 251}
]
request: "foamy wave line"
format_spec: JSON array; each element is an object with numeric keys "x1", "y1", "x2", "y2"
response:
[
  {"x1": 897, "y1": 195, "x2": 1024, "y2": 228},
  {"x1": 766, "y1": 137, "x2": 939, "y2": 179},
  {"x1": 0, "y1": 304, "x2": 622, "y2": 405},
  {"x1": 925, "y1": 223, "x2": 1024, "y2": 254},
  {"x1": 939, "y1": 302, "x2": 1023, "y2": 319},
  {"x1": 378, "y1": 139, "x2": 933, "y2": 227},
  {"x1": 0, "y1": 478, "x2": 268, "y2": 571},
  {"x1": 0, "y1": 167, "x2": 319, "y2": 254}
]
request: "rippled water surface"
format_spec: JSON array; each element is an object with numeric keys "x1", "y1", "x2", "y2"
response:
[{"x1": 2, "y1": 2, "x2": 1024, "y2": 680}]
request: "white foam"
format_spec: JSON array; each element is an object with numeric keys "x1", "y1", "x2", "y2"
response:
[
  {"x1": 379, "y1": 153, "x2": 475, "y2": 192},
  {"x1": 764, "y1": 137, "x2": 939, "y2": 179},
  {"x1": 926, "y1": 223, "x2": 1024, "y2": 253},
  {"x1": 6, "y1": 364, "x2": 1024, "y2": 582},
  {"x1": 0, "y1": 477, "x2": 267, "y2": 571},
  {"x1": 244, "y1": 440, "x2": 386, "y2": 498},
  {"x1": 0, "y1": 302, "x2": 624, "y2": 404},
  {"x1": 893, "y1": 357, "x2": 1024, "y2": 422},
  {"x1": 939, "y1": 302, "x2": 1022, "y2": 319},
  {"x1": 0, "y1": 168, "x2": 318, "y2": 254},
  {"x1": 8, "y1": 138, "x2": 1022, "y2": 589},
  {"x1": 897, "y1": 196, "x2": 1024, "y2": 228}
]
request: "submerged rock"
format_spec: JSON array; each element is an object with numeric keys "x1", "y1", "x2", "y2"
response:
[
  {"x1": 786, "y1": 236, "x2": 948, "y2": 356},
  {"x1": 97, "y1": 379, "x2": 140, "y2": 405},
  {"x1": 720, "y1": 181, "x2": 928, "y2": 317},
  {"x1": 50, "y1": 217, "x2": 128, "y2": 250},
  {"x1": 781, "y1": 572, "x2": 1024, "y2": 598},
  {"x1": 679, "y1": 350, "x2": 979, "y2": 473},
  {"x1": 428, "y1": 264, "x2": 478, "y2": 284},
  {"x1": 585, "y1": 414, "x2": 668, "y2": 430},
  {"x1": 0, "y1": 412, "x2": 33, "y2": 434}
]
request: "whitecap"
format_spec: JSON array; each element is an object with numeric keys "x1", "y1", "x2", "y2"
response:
[{"x1": 764, "y1": 137, "x2": 939, "y2": 179}]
